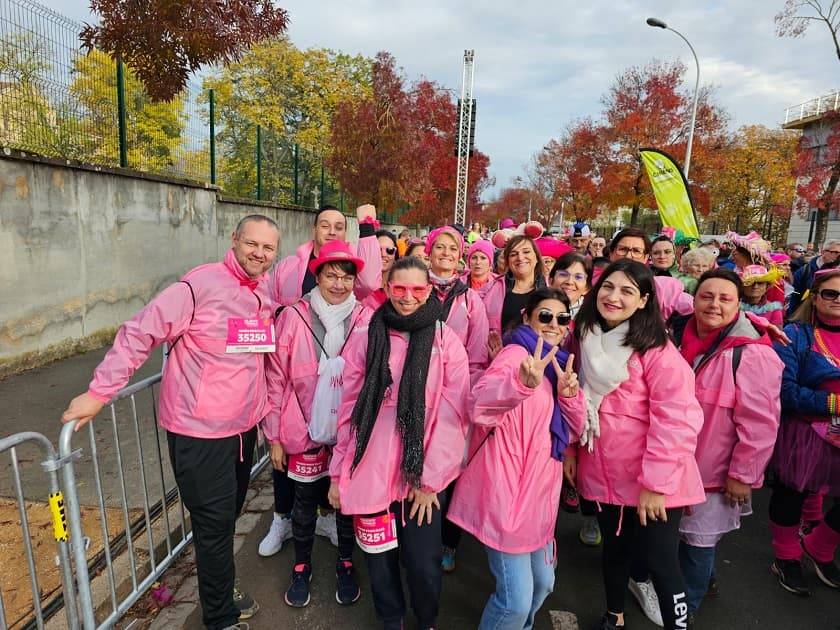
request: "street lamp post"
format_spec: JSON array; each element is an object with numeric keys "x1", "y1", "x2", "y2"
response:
[{"x1": 646, "y1": 17, "x2": 700, "y2": 180}]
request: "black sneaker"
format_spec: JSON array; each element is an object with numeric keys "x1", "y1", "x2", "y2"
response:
[
  {"x1": 335, "y1": 560, "x2": 361, "y2": 605},
  {"x1": 593, "y1": 612, "x2": 624, "y2": 629},
  {"x1": 285, "y1": 563, "x2": 313, "y2": 608},
  {"x1": 706, "y1": 575, "x2": 719, "y2": 598},
  {"x1": 771, "y1": 558, "x2": 811, "y2": 596},
  {"x1": 233, "y1": 584, "x2": 259, "y2": 619},
  {"x1": 802, "y1": 542, "x2": 840, "y2": 588}
]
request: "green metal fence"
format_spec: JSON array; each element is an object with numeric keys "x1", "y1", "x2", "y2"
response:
[{"x1": 0, "y1": 0, "x2": 346, "y2": 208}]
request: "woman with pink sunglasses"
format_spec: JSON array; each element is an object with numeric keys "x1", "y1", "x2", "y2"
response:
[{"x1": 328, "y1": 256, "x2": 470, "y2": 630}]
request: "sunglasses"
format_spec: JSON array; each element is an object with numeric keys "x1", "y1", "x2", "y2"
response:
[
  {"x1": 817, "y1": 288, "x2": 840, "y2": 301},
  {"x1": 537, "y1": 309, "x2": 572, "y2": 326},
  {"x1": 381, "y1": 246, "x2": 396, "y2": 256},
  {"x1": 388, "y1": 283, "x2": 430, "y2": 298}
]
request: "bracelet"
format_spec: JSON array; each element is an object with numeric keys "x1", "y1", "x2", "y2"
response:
[{"x1": 829, "y1": 393, "x2": 837, "y2": 416}]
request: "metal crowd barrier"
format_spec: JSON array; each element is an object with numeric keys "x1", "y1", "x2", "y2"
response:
[
  {"x1": 0, "y1": 372, "x2": 270, "y2": 629},
  {"x1": 0, "y1": 432, "x2": 78, "y2": 630}
]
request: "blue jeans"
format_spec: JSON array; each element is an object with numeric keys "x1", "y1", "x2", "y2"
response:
[
  {"x1": 479, "y1": 542, "x2": 556, "y2": 630},
  {"x1": 678, "y1": 541, "x2": 716, "y2": 614}
]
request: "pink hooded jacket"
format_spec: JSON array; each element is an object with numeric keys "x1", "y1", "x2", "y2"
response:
[
  {"x1": 482, "y1": 274, "x2": 509, "y2": 334},
  {"x1": 88, "y1": 249, "x2": 273, "y2": 439},
  {"x1": 329, "y1": 323, "x2": 471, "y2": 515},
  {"x1": 442, "y1": 289, "x2": 490, "y2": 384},
  {"x1": 687, "y1": 314, "x2": 783, "y2": 490},
  {"x1": 575, "y1": 341, "x2": 705, "y2": 508},
  {"x1": 263, "y1": 299, "x2": 373, "y2": 454},
  {"x1": 447, "y1": 345, "x2": 586, "y2": 553},
  {"x1": 270, "y1": 235, "x2": 382, "y2": 307}
]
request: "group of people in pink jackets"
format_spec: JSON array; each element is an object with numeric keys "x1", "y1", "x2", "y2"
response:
[{"x1": 60, "y1": 208, "x2": 839, "y2": 630}]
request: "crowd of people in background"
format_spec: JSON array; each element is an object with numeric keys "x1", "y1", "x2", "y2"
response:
[{"x1": 61, "y1": 207, "x2": 839, "y2": 630}]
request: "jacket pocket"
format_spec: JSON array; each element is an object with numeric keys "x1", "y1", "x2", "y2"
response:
[{"x1": 193, "y1": 355, "x2": 252, "y2": 421}]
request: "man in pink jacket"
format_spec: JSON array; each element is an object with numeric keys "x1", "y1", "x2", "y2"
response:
[
  {"x1": 62, "y1": 215, "x2": 280, "y2": 630},
  {"x1": 258, "y1": 203, "x2": 383, "y2": 558}
]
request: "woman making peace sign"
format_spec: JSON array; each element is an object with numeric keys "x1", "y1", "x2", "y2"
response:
[{"x1": 448, "y1": 288, "x2": 586, "y2": 630}]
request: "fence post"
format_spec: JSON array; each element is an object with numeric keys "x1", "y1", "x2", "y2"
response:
[
  {"x1": 209, "y1": 89, "x2": 216, "y2": 185},
  {"x1": 293, "y1": 144, "x2": 300, "y2": 205},
  {"x1": 320, "y1": 160, "x2": 326, "y2": 206},
  {"x1": 256, "y1": 125, "x2": 262, "y2": 201},
  {"x1": 116, "y1": 58, "x2": 128, "y2": 168}
]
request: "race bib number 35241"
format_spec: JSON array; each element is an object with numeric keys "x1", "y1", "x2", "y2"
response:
[{"x1": 225, "y1": 317, "x2": 275, "y2": 353}]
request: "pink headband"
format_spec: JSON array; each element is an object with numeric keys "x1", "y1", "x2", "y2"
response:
[{"x1": 424, "y1": 226, "x2": 464, "y2": 256}]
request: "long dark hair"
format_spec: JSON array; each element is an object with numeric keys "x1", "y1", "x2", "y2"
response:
[{"x1": 574, "y1": 259, "x2": 668, "y2": 353}]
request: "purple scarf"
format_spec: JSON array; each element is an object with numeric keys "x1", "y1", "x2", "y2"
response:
[{"x1": 503, "y1": 324, "x2": 571, "y2": 461}]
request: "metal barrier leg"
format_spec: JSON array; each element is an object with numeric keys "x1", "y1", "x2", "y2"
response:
[{"x1": 59, "y1": 422, "x2": 97, "y2": 630}]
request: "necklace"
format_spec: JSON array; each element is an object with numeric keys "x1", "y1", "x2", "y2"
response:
[{"x1": 813, "y1": 328, "x2": 840, "y2": 367}]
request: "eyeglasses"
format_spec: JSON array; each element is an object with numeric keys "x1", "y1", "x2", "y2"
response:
[
  {"x1": 555, "y1": 270, "x2": 587, "y2": 283},
  {"x1": 614, "y1": 246, "x2": 647, "y2": 258},
  {"x1": 537, "y1": 309, "x2": 572, "y2": 326},
  {"x1": 381, "y1": 246, "x2": 396, "y2": 256},
  {"x1": 794, "y1": 248, "x2": 806, "y2": 253},
  {"x1": 320, "y1": 272, "x2": 355, "y2": 285},
  {"x1": 824, "y1": 250, "x2": 840, "y2": 256},
  {"x1": 817, "y1": 288, "x2": 840, "y2": 301},
  {"x1": 388, "y1": 283, "x2": 430, "y2": 298}
]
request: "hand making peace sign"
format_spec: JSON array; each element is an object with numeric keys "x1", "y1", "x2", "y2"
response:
[
  {"x1": 518, "y1": 335, "x2": 560, "y2": 389},
  {"x1": 555, "y1": 353, "x2": 579, "y2": 399}
]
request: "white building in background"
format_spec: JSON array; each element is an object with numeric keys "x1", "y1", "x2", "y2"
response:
[{"x1": 784, "y1": 90, "x2": 840, "y2": 246}]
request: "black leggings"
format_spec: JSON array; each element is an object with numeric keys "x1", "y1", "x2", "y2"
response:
[
  {"x1": 273, "y1": 467, "x2": 295, "y2": 514},
  {"x1": 768, "y1": 482, "x2": 840, "y2": 529},
  {"x1": 292, "y1": 476, "x2": 354, "y2": 565},
  {"x1": 597, "y1": 504, "x2": 688, "y2": 630}
]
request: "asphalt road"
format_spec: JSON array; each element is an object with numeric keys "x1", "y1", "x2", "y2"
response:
[{"x1": 185, "y1": 489, "x2": 838, "y2": 630}]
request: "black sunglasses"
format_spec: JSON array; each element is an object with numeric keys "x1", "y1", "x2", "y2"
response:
[
  {"x1": 537, "y1": 309, "x2": 572, "y2": 326},
  {"x1": 817, "y1": 288, "x2": 840, "y2": 301},
  {"x1": 381, "y1": 246, "x2": 396, "y2": 256}
]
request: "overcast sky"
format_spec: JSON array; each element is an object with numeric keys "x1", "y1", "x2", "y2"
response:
[{"x1": 37, "y1": 1, "x2": 840, "y2": 198}]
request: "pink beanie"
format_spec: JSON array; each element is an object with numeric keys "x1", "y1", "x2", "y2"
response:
[
  {"x1": 535, "y1": 237, "x2": 574, "y2": 260},
  {"x1": 467, "y1": 239, "x2": 494, "y2": 262},
  {"x1": 424, "y1": 226, "x2": 465, "y2": 256}
]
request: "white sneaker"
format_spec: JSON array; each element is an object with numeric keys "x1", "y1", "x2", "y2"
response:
[
  {"x1": 628, "y1": 578, "x2": 663, "y2": 627},
  {"x1": 315, "y1": 510, "x2": 339, "y2": 547},
  {"x1": 258, "y1": 514, "x2": 292, "y2": 557}
]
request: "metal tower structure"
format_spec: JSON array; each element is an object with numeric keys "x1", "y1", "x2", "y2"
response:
[{"x1": 454, "y1": 50, "x2": 475, "y2": 226}]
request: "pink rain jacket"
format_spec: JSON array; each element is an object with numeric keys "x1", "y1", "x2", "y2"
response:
[
  {"x1": 655, "y1": 275, "x2": 695, "y2": 320},
  {"x1": 482, "y1": 274, "x2": 508, "y2": 334},
  {"x1": 263, "y1": 300, "x2": 373, "y2": 454},
  {"x1": 270, "y1": 236, "x2": 382, "y2": 306},
  {"x1": 575, "y1": 341, "x2": 705, "y2": 508},
  {"x1": 689, "y1": 314, "x2": 783, "y2": 490},
  {"x1": 329, "y1": 323, "x2": 471, "y2": 515},
  {"x1": 443, "y1": 289, "x2": 490, "y2": 384},
  {"x1": 88, "y1": 249, "x2": 273, "y2": 439},
  {"x1": 447, "y1": 345, "x2": 586, "y2": 553}
]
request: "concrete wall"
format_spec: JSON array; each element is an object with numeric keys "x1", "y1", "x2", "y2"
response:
[{"x1": 0, "y1": 152, "x2": 380, "y2": 376}]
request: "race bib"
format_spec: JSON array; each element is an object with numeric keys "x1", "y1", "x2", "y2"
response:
[
  {"x1": 354, "y1": 512, "x2": 398, "y2": 554},
  {"x1": 225, "y1": 317, "x2": 275, "y2": 353},
  {"x1": 287, "y1": 448, "x2": 330, "y2": 483}
]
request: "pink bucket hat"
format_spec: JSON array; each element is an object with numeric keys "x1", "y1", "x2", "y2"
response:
[
  {"x1": 499, "y1": 218, "x2": 516, "y2": 229},
  {"x1": 535, "y1": 237, "x2": 574, "y2": 260},
  {"x1": 466, "y1": 239, "x2": 494, "y2": 263},
  {"x1": 424, "y1": 226, "x2": 464, "y2": 256}
]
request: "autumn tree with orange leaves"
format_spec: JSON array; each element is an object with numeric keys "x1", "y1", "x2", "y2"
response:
[{"x1": 327, "y1": 52, "x2": 490, "y2": 225}]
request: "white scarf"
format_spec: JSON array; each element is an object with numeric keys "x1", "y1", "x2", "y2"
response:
[
  {"x1": 308, "y1": 288, "x2": 356, "y2": 358},
  {"x1": 578, "y1": 321, "x2": 633, "y2": 451}
]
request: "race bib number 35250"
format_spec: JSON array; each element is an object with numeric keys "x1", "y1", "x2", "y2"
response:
[{"x1": 225, "y1": 317, "x2": 276, "y2": 353}]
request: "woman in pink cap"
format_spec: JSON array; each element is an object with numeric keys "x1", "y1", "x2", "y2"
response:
[
  {"x1": 263, "y1": 240, "x2": 373, "y2": 609},
  {"x1": 464, "y1": 239, "x2": 497, "y2": 296}
]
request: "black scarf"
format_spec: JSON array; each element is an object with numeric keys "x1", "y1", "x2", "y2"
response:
[
  {"x1": 350, "y1": 299, "x2": 443, "y2": 487},
  {"x1": 431, "y1": 278, "x2": 469, "y2": 321}
]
